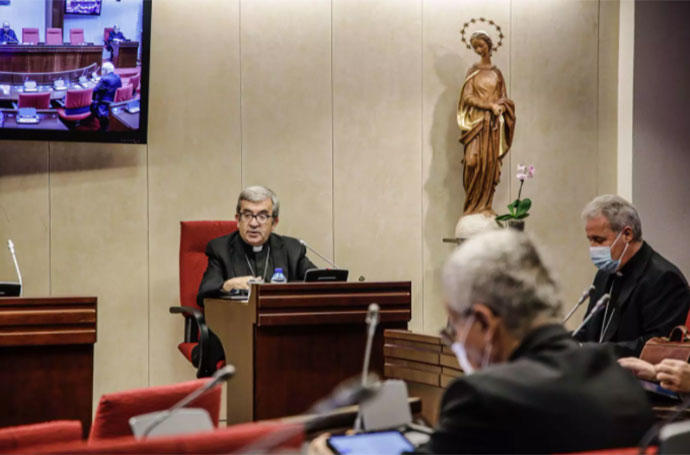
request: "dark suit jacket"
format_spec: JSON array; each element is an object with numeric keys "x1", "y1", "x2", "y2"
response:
[
  {"x1": 92, "y1": 72, "x2": 122, "y2": 117},
  {"x1": 105, "y1": 30, "x2": 126, "y2": 52},
  {"x1": 196, "y1": 231, "x2": 315, "y2": 307},
  {"x1": 0, "y1": 29, "x2": 17, "y2": 43},
  {"x1": 427, "y1": 324, "x2": 655, "y2": 454},
  {"x1": 574, "y1": 241, "x2": 690, "y2": 357}
]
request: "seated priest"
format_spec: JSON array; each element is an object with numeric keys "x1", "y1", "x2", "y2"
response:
[
  {"x1": 194, "y1": 185, "x2": 315, "y2": 369},
  {"x1": 90, "y1": 62, "x2": 122, "y2": 131},
  {"x1": 105, "y1": 24, "x2": 126, "y2": 58},
  {"x1": 310, "y1": 230, "x2": 654, "y2": 454},
  {"x1": 423, "y1": 230, "x2": 655, "y2": 453},
  {"x1": 574, "y1": 194, "x2": 690, "y2": 357},
  {"x1": 0, "y1": 22, "x2": 18, "y2": 43}
]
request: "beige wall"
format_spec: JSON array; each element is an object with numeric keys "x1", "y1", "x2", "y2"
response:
[{"x1": 0, "y1": 0, "x2": 618, "y2": 404}]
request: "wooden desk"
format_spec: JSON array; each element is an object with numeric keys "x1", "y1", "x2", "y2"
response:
[
  {"x1": 0, "y1": 44, "x2": 103, "y2": 72},
  {"x1": 111, "y1": 41, "x2": 138, "y2": 68},
  {"x1": 109, "y1": 101, "x2": 140, "y2": 131},
  {"x1": 205, "y1": 281, "x2": 411, "y2": 424},
  {"x1": 383, "y1": 329, "x2": 462, "y2": 426},
  {"x1": 0, "y1": 296, "x2": 97, "y2": 437},
  {"x1": 0, "y1": 109, "x2": 68, "y2": 130}
]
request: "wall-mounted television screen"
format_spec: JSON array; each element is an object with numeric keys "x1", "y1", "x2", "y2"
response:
[
  {"x1": 65, "y1": 0, "x2": 102, "y2": 16},
  {"x1": 0, "y1": 0, "x2": 150, "y2": 143}
]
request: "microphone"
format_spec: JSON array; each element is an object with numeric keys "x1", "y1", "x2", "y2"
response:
[
  {"x1": 137, "y1": 365, "x2": 235, "y2": 438},
  {"x1": 299, "y1": 239, "x2": 339, "y2": 269},
  {"x1": 572, "y1": 293, "x2": 610, "y2": 338},
  {"x1": 7, "y1": 240, "x2": 22, "y2": 297},
  {"x1": 353, "y1": 303, "x2": 380, "y2": 431},
  {"x1": 362, "y1": 303, "x2": 380, "y2": 384},
  {"x1": 562, "y1": 285, "x2": 595, "y2": 324}
]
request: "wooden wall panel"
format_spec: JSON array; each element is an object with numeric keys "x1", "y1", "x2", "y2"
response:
[
  {"x1": 49, "y1": 143, "x2": 149, "y2": 403},
  {"x1": 240, "y1": 0, "x2": 333, "y2": 260},
  {"x1": 332, "y1": 0, "x2": 423, "y2": 331}
]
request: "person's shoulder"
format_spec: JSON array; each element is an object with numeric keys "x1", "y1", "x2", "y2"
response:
[
  {"x1": 645, "y1": 242, "x2": 689, "y2": 283},
  {"x1": 207, "y1": 231, "x2": 237, "y2": 249},
  {"x1": 270, "y1": 233, "x2": 303, "y2": 250}
]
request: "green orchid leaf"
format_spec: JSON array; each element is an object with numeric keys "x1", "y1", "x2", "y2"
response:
[
  {"x1": 495, "y1": 214, "x2": 513, "y2": 221},
  {"x1": 515, "y1": 213, "x2": 530, "y2": 219},
  {"x1": 507, "y1": 200, "x2": 518, "y2": 211},
  {"x1": 517, "y1": 198, "x2": 532, "y2": 212}
]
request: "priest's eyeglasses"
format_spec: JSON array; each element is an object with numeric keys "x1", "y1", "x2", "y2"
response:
[{"x1": 238, "y1": 211, "x2": 273, "y2": 224}]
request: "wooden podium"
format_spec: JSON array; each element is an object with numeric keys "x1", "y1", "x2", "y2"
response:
[
  {"x1": 0, "y1": 296, "x2": 97, "y2": 436},
  {"x1": 205, "y1": 281, "x2": 411, "y2": 424}
]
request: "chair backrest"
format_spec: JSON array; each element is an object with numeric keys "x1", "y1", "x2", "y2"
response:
[
  {"x1": 65, "y1": 88, "x2": 93, "y2": 109},
  {"x1": 179, "y1": 221, "x2": 238, "y2": 312},
  {"x1": 114, "y1": 84, "x2": 133, "y2": 102},
  {"x1": 0, "y1": 420, "x2": 82, "y2": 452},
  {"x1": 46, "y1": 27, "x2": 62, "y2": 45},
  {"x1": 129, "y1": 74, "x2": 141, "y2": 93},
  {"x1": 24, "y1": 422, "x2": 303, "y2": 454},
  {"x1": 69, "y1": 28, "x2": 84, "y2": 45},
  {"x1": 104, "y1": 27, "x2": 113, "y2": 42},
  {"x1": 22, "y1": 27, "x2": 39, "y2": 44},
  {"x1": 18, "y1": 91, "x2": 51, "y2": 109},
  {"x1": 88, "y1": 378, "x2": 222, "y2": 441}
]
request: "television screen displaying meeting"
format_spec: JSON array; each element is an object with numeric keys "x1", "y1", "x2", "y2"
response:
[{"x1": 0, "y1": 0, "x2": 150, "y2": 143}]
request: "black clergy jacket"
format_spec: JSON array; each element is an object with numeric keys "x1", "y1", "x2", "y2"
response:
[
  {"x1": 196, "y1": 231, "x2": 315, "y2": 307},
  {"x1": 424, "y1": 324, "x2": 655, "y2": 454},
  {"x1": 574, "y1": 241, "x2": 690, "y2": 357}
]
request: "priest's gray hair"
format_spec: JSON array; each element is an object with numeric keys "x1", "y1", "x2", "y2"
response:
[
  {"x1": 237, "y1": 185, "x2": 280, "y2": 217},
  {"x1": 581, "y1": 194, "x2": 642, "y2": 241},
  {"x1": 442, "y1": 230, "x2": 562, "y2": 338}
]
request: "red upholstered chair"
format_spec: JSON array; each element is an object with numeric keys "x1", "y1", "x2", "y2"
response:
[
  {"x1": 19, "y1": 422, "x2": 303, "y2": 454},
  {"x1": 17, "y1": 91, "x2": 51, "y2": 109},
  {"x1": 56, "y1": 88, "x2": 93, "y2": 124},
  {"x1": 46, "y1": 28, "x2": 62, "y2": 45},
  {"x1": 0, "y1": 420, "x2": 82, "y2": 453},
  {"x1": 88, "y1": 378, "x2": 221, "y2": 442},
  {"x1": 128, "y1": 73, "x2": 141, "y2": 94},
  {"x1": 21, "y1": 28, "x2": 39, "y2": 44},
  {"x1": 114, "y1": 84, "x2": 133, "y2": 102},
  {"x1": 103, "y1": 27, "x2": 113, "y2": 43},
  {"x1": 69, "y1": 28, "x2": 84, "y2": 45},
  {"x1": 170, "y1": 221, "x2": 237, "y2": 378}
]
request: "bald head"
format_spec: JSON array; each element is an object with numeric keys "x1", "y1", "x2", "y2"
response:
[{"x1": 101, "y1": 62, "x2": 115, "y2": 75}]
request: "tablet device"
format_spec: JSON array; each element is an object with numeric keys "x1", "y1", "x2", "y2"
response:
[
  {"x1": 327, "y1": 430, "x2": 414, "y2": 455},
  {"x1": 639, "y1": 379, "x2": 681, "y2": 402},
  {"x1": 304, "y1": 268, "x2": 348, "y2": 282}
]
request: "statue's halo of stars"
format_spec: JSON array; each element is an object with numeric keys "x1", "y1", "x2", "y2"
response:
[{"x1": 460, "y1": 17, "x2": 504, "y2": 53}]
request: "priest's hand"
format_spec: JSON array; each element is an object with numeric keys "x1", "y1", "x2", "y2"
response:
[
  {"x1": 655, "y1": 359, "x2": 690, "y2": 393},
  {"x1": 222, "y1": 275, "x2": 253, "y2": 292},
  {"x1": 617, "y1": 357, "x2": 656, "y2": 381}
]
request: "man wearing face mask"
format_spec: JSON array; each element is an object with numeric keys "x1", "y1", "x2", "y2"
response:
[
  {"x1": 574, "y1": 194, "x2": 690, "y2": 357},
  {"x1": 427, "y1": 230, "x2": 654, "y2": 454}
]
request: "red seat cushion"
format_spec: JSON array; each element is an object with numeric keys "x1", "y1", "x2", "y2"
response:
[
  {"x1": 0, "y1": 420, "x2": 82, "y2": 452},
  {"x1": 88, "y1": 379, "x2": 221, "y2": 441},
  {"x1": 177, "y1": 342, "x2": 195, "y2": 362}
]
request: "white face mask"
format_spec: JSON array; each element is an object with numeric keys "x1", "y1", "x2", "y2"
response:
[{"x1": 451, "y1": 314, "x2": 494, "y2": 375}]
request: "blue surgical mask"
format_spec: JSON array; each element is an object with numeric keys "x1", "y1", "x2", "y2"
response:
[{"x1": 589, "y1": 230, "x2": 629, "y2": 274}]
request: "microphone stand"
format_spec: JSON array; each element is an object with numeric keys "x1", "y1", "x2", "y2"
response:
[
  {"x1": 7, "y1": 240, "x2": 22, "y2": 297},
  {"x1": 299, "y1": 239, "x2": 340, "y2": 269},
  {"x1": 353, "y1": 303, "x2": 380, "y2": 431},
  {"x1": 139, "y1": 365, "x2": 235, "y2": 438},
  {"x1": 571, "y1": 294, "x2": 610, "y2": 338},
  {"x1": 562, "y1": 285, "x2": 595, "y2": 324}
]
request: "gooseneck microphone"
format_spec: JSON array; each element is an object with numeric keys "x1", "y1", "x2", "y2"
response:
[
  {"x1": 299, "y1": 239, "x2": 340, "y2": 269},
  {"x1": 562, "y1": 284, "x2": 595, "y2": 324},
  {"x1": 139, "y1": 365, "x2": 235, "y2": 438},
  {"x1": 7, "y1": 240, "x2": 22, "y2": 297},
  {"x1": 571, "y1": 293, "x2": 610, "y2": 338},
  {"x1": 353, "y1": 303, "x2": 380, "y2": 431}
]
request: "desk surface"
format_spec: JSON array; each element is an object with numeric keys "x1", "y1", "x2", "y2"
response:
[{"x1": 0, "y1": 109, "x2": 68, "y2": 130}]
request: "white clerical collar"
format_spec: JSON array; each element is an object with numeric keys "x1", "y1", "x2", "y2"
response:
[{"x1": 253, "y1": 245, "x2": 264, "y2": 253}]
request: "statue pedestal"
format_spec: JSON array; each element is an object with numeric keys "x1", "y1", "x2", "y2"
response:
[{"x1": 454, "y1": 213, "x2": 499, "y2": 239}]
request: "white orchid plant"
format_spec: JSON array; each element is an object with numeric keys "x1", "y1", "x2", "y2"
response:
[{"x1": 496, "y1": 164, "x2": 535, "y2": 225}]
